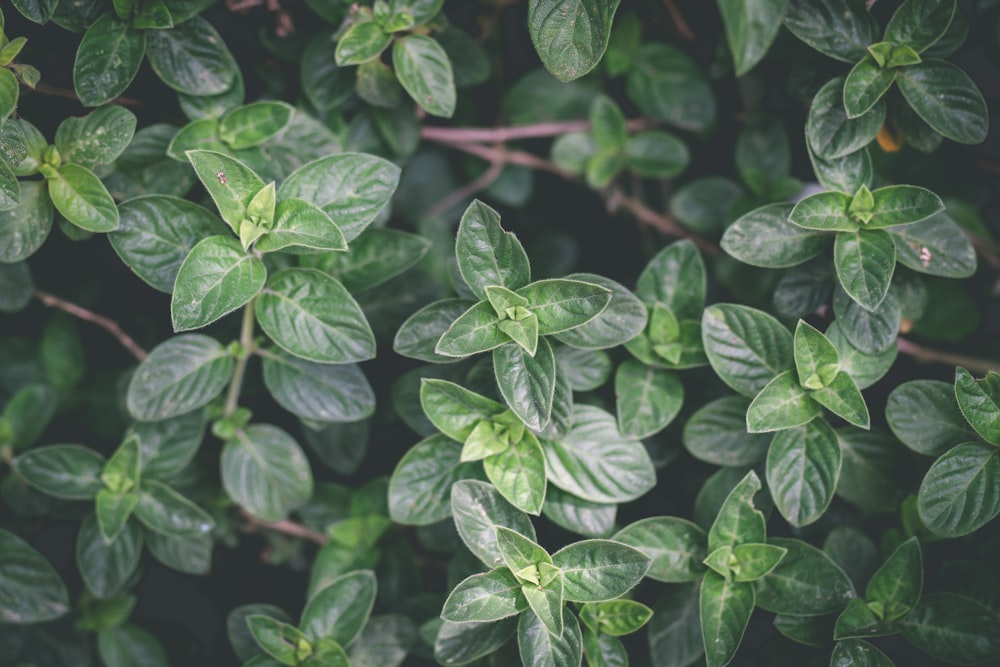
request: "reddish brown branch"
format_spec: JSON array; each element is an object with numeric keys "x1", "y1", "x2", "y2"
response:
[
  {"x1": 435, "y1": 139, "x2": 574, "y2": 177},
  {"x1": 240, "y1": 508, "x2": 328, "y2": 545},
  {"x1": 424, "y1": 158, "x2": 506, "y2": 219},
  {"x1": 33, "y1": 289, "x2": 147, "y2": 361},
  {"x1": 31, "y1": 83, "x2": 144, "y2": 108},
  {"x1": 421, "y1": 117, "x2": 655, "y2": 144},
  {"x1": 605, "y1": 188, "x2": 722, "y2": 256},
  {"x1": 662, "y1": 0, "x2": 695, "y2": 41},
  {"x1": 897, "y1": 337, "x2": 1000, "y2": 375}
]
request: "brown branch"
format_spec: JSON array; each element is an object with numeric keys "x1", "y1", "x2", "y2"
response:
[
  {"x1": 662, "y1": 0, "x2": 695, "y2": 41},
  {"x1": 33, "y1": 289, "x2": 147, "y2": 361},
  {"x1": 434, "y1": 139, "x2": 573, "y2": 177},
  {"x1": 31, "y1": 83, "x2": 144, "y2": 108},
  {"x1": 240, "y1": 508, "x2": 328, "y2": 545},
  {"x1": 604, "y1": 188, "x2": 722, "y2": 256},
  {"x1": 421, "y1": 117, "x2": 655, "y2": 144},
  {"x1": 424, "y1": 158, "x2": 506, "y2": 219},
  {"x1": 897, "y1": 337, "x2": 1000, "y2": 375}
]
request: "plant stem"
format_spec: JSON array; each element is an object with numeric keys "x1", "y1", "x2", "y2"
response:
[
  {"x1": 420, "y1": 117, "x2": 655, "y2": 144},
  {"x1": 224, "y1": 301, "x2": 257, "y2": 417},
  {"x1": 605, "y1": 187, "x2": 722, "y2": 256},
  {"x1": 661, "y1": 0, "x2": 695, "y2": 40},
  {"x1": 424, "y1": 158, "x2": 506, "y2": 219},
  {"x1": 33, "y1": 289, "x2": 148, "y2": 361},
  {"x1": 897, "y1": 336, "x2": 1000, "y2": 375},
  {"x1": 239, "y1": 508, "x2": 328, "y2": 545}
]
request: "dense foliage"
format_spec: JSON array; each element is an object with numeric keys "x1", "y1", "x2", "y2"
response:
[{"x1": 1, "y1": 0, "x2": 999, "y2": 666}]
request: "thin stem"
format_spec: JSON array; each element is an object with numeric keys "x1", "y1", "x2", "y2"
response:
[
  {"x1": 420, "y1": 117, "x2": 655, "y2": 144},
  {"x1": 424, "y1": 158, "x2": 505, "y2": 219},
  {"x1": 223, "y1": 301, "x2": 257, "y2": 417},
  {"x1": 432, "y1": 139, "x2": 573, "y2": 177},
  {"x1": 897, "y1": 336, "x2": 1000, "y2": 375},
  {"x1": 239, "y1": 508, "x2": 328, "y2": 545},
  {"x1": 33, "y1": 289, "x2": 147, "y2": 361},
  {"x1": 605, "y1": 188, "x2": 722, "y2": 256},
  {"x1": 661, "y1": 0, "x2": 696, "y2": 41},
  {"x1": 31, "y1": 83, "x2": 144, "y2": 108}
]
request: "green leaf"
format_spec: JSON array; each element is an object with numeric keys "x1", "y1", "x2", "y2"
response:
[
  {"x1": 734, "y1": 114, "x2": 792, "y2": 194},
  {"x1": 0, "y1": 180, "x2": 52, "y2": 262},
  {"x1": 765, "y1": 418, "x2": 842, "y2": 527},
  {"x1": 614, "y1": 360, "x2": 683, "y2": 438},
  {"x1": 890, "y1": 213, "x2": 976, "y2": 278},
  {"x1": 254, "y1": 199, "x2": 347, "y2": 255},
  {"x1": 527, "y1": 0, "x2": 620, "y2": 82},
  {"x1": 717, "y1": 0, "x2": 788, "y2": 75},
  {"x1": 167, "y1": 119, "x2": 227, "y2": 160},
  {"x1": 0, "y1": 154, "x2": 18, "y2": 212},
  {"x1": 808, "y1": 144, "x2": 873, "y2": 195},
  {"x1": 755, "y1": 537, "x2": 856, "y2": 616},
  {"x1": 550, "y1": 539, "x2": 650, "y2": 602},
  {"x1": 217, "y1": 101, "x2": 295, "y2": 150},
  {"x1": 899, "y1": 593, "x2": 1000, "y2": 665},
  {"x1": 111, "y1": 196, "x2": 227, "y2": 293},
  {"x1": 707, "y1": 470, "x2": 766, "y2": 553},
  {"x1": 483, "y1": 433, "x2": 547, "y2": 515},
  {"x1": 553, "y1": 273, "x2": 648, "y2": 350},
  {"x1": 1, "y1": 384, "x2": 57, "y2": 450},
  {"x1": 886, "y1": 380, "x2": 972, "y2": 456},
  {"x1": 301, "y1": 570, "x2": 376, "y2": 645},
  {"x1": 896, "y1": 59, "x2": 988, "y2": 144},
  {"x1": 556, "y1": 346, "x2": 611, "y2": 391},
  {"x1": 393, "y1": 35, "x2": 455, "y2": 118},
  {"x1": 524, "y1": 577, "x2": 566, "y2": 637},
  {"x1": 542, "y1": 487, "x2": 617, "y2": 538},
  {"x1": 866, "y1": 185, "x2": 944, "y2": 229},
  {"x1": 579, "y1": 599, "x2": 652, "y2": 636},
  {"x1": 834, "y1": 229, "x2": 895, "y2": 312},
  {"x1": 844, "y1": 56, "x2": 896, "y2": 119},
  {"x1": 626, "y1": 43, "x2": 716, "y2": 132},
  {"x1": 95, "y1": 490, "x2": 139, "y2": 543},
  {"x1": 832, "y1": 287, "x2": 900, "y2": 355},
  {"x1": 72, "y1": 14, "x2": 146, "y2": 107},
  {"x1": 434, "y1": 618, "x2": 518, "y2": 665},
  {"x1": 793, "y1": 320, "x2": 839, "y2": 390},
  {"x1": 255, "y1": 268, "x2": 375, "y2": 364},
  {"x1": 834, "y1": 596, "x2": 887, "y2": 640},
  {"x1": 145, "y1": 530, "x2": 211, "y2": 575},
  {"x1": 436, "y1": 301, "x2": 507, "y2": 358},
  {"x1": 884, "y1": 0, "x2": 956, "y2": 53},
  {"x1": 129, "y1": 409, "x2": 207, "y2": 481},
  {"x1": 75, "y1": 514, "x2": 142, "y2": 599},
  {"x1": 305, "y1": 227, "x2": 427, "y2": 291},
  {"x1": 97, "y1": 624, "x2": 169, "y2": 667},
  {"x1": 625, "y1": 131, "x2": 689, "y2": 178},
  {"x1": 0, "y1": 528, "x2": 70, "y2": 623},
  {"x1": 261, "y1": 350, "x2": 374, "y2": 423},
  {"x1": 589, "y1": 95, "x2": 627, "y2": 150},
  {"x1": 126, "y1": 334, "x2": 233, "y2": 421},
  {"x1": 54, "y1": 105, "x2": 136, "y2": 170},
  {"x1": 517, "y1": 605, "x2": 582, "y2": 666},
  {"x1": 721, "y1": 203, "x2": 829, "y2": 268},
  {"x1": 13, "y1": 444, "x2": 105, "y2": 499},
  {"x1": 543, "y1": 404, "x2": 656, "y2": 504},
  {"x1": 452, "y1": 479, "x2": 537, "y2": 568},
  {"x1": 185, "y1": 149, "x2": 265, "y2": 232},
  {"x1": 420, "y1": 378, "x2": 505, "y2": 442},
  {"x1": 831, "y1": 639, "x2": 895, "y2": 667},
  {"x1": 647, "y1": 582, "x2": 703, "y2": 667},
  {"x1": 699, "y1": 573, "x2": 754, "y2": 667},
  {"x1": 277, "y1": 153, "x2": 400, "y2": 243},
  {"x1": 441, "y1": 567, "x2": 528, "y2": 623},
  {"x1": 454, "y1": 200, "x2": 530, "y2": 300},
  {"x1": 336, "y1": 21, "x2": 391, "y2": 65},
  {"x1": 228, "y1": 604, "x2": 293, "y2": 663},
  {"x1": 49, "y1": 163, "x2": 119, "y2": 232},
  {"x1": 222, "y1": 424, "x2": 312, "y2": 522},
  {"x1": 683, "y1": 396, "x2": 771, "y2": 466},
  {"x1": 145, "y1": 16, "x2": 237, "y2": 95},
  {"x1": 729, "y1": 543, "x2": 786, "y2": 582},
  {"x1": 866, "y1": 536, "x2": 921, "y2": 622},
  {"x1": 702, "y1": 304, "x2": 794, "y2": 398},
  {"x1": 783, "y1": 0, "x2": 877, "y2": 63},
  {"x1": 247, "y1": 614, "x2": 308, "y2": 666},
  {"x1": 170, "y1": 235, "x2": 266, "y2": 331},
  {"x1": 807, "y1": 77, "x2": 885, "y2": 159},
  {"x1": 836, "y1": 427, "x2": 903, "y2": 512},
  {"x1": 918, "y1": 442, "x2": 1000, "y2": 538},
  {"x1": 746, "y1": 369, "x2": 822, "y2": 433},
  {"x1": 134, "y1": 479, "x2": 214, "y2": 537},
  {"x1": 811, "y1": 371, "x2": 870, "y2": 428},
  {"x1": 788, "y1": 191, "x2": 855, "y2": 231},
  {"x1": 954, "y1": 366, "x2": 1000, "y2": 446},
  {"x1": 388, "y1": 435, "x2": 477, "y2": 525},
  {"x1": 102, "y1": 434, "x2": 141, "y2": 494},
  {"x1": 493, "y1": 338, "x2": 557, "y2": 431},
  {"x1": 514, "y1": 279, "x2": 610, "y2": 335}
]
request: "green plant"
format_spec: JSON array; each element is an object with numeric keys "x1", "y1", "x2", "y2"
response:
[{"x1": 2, "y1": 0, "x2": 1000, "y2": 666}]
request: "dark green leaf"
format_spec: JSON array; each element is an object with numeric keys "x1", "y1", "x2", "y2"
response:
[
  {"x1": 721, "y1": 203, "x2": 828, "y2": 268},
  {"x1": 305, "y1": 227, "x2": 428, "y2": 292},
  {"x1": 97, "y1": 624, "x2": 168, "y2": 667},
  {"x1": 13, "y1": 444, "x2": 104, "y2": 499},
  {"x1": 517, "y1": 608, "x2": 582, "y2": 667},
  {"x1": 76, "y1": 514, "x2": 142, "y2": 599},
  {"x1": 766, "y1": 418, "x2": 842, "y2": 526},
  {"x1": 262, "y1": 349, "x2": 374, "y2": 422},
  {"x1": 832, "y1": 287, "x2": 900, "y2": 355},
  {"x1": 615, "y1": 360, "x2": 683, "y2": 438},
  {"x1": 255, "y1": 268, "x2": 375, "y2": 364},
  {"x1": 811, "y1": 371, "x2": 870, "y2": 429},
  {"x1": 0, "y1": 528, "x2": 69, "y2": 623},
  {"x1": 247, "y1": 614, "x2": 307, "y2": 666},
  {"x1": 890, "y1": 213, "x2": 975, "y2": 278},
  {"x1": 834, "y1": 229, "x2": 895, "y2": 312},
  {"x1": 783, "y1": 0, "x2": 877, "y2": 62},
  {"x1": 72, "y1": 14, "x2": 146, "y2": 107},
  {"x1": 0, "y1": 262, "x2": 30, "y2": 312},
  {"x1": 217, "y1": 101, "x2": 295, "y2": 150},
  {"x1": 388, "y1": 435, "x2": 478, "y2": 525},
  {"x1": 670, "y1": 177, "x2": 743, "y2": 237},
  {"x1": 866, "y1": 185, "x2": 944, "y2": 229},
  {"x1": 746, "y1": 369, "x2": 822, "y2": 433},
  {"x1": 542, "y1": 487, "x2": 617, "y2": 538},
  {"x1": 954, "y1": 366, "x2": 1000, "y2": 446},
  {"x1": 145, "y1": 16, "x2": 238, "y2": 95},
  {"x1": 625, "y1": 131, "x2": 689, "y2": 178},
  {"x1": 228, "y1": 604, "x2": 293, "y2": 663},
  {"x1": 918, "y1": 442, "x2": 1000, "y2": 538},
  {"x1": 683, "y1": 396, "x2": 771, "y2": 466},
  {"x1": 1, "y1": 384, "x2": 57, "y2": 450},
  {"x1": 831, "y1": 639, "x2": 895, "y2": 667},
  {"x1": 626, "y1": 44, "x2": 716, "y2": 132},
  {"x1": 442, "y1": 567, "x2": 528, "y2": 623},
  {"x1": 899, "y1": 593, "x2": 1000, "y2": 665},
  {"x1": 702, "y1": 303, "x2": 794, "y2": 398},
  {"x1": 527, "y1": 0, "x2": 620, "y2": 82},
  {"x1": 96, "y1": 490, "x2": 139, "y2": 543},
  {"x1": 222, "y1": 424, "x2": 313, "y2": 522},
  {"x1": 435, "y1": 301, "x2": 506, "y2": 358},
  {"x1": 55, "y1": 105, "x2": 136, "y2": 169},
  {"x1": 808, "y1": 145, "x2": 873, "y2": 195},
  {"x1": 836, "y1": 427, "x2": 904, "y2": 512},
  {"x1": 866, "y1": 537, "x2": 921, "y2": 621},
  {"x1": 144, "y1": 529, "x2": 211, "y2": 574},
  {"x1": 699, "y1": 573, "x2": 754, "y2": 667},
  {"x1": 807, "y1": 77, "x2": 885, "y2": 159},
  {"x1": 134, "y1": 479, "x2": 214, "y2": 537},
  {"x1": 0, "y1": 181, "x2": 52, "y2": 262},
  {"x1": 49, "y1": 163, "x2": 119, "y2": 232},
  {"x1": 788, "y1": 191, "x2": 855, "y2": 231},
  {"x1": 735, "y1": 114, "x2": 791, "y2": 192},
  {"x1": 126, "y1": 334, "x2": 233, "y2": 421},
  {"x1": 844, "y1": 56, "x2": 896, "y2": 118},
  {"x1": 301, "y1": 570, "x2": 376, "y2": 645},
  {"x1": 493, "y1": 338, "x2": 556, "y2": 431},
  {"x1": 434, "y1": 618, "x2": 517, "y2": 665},
  {"x1": 647, "y1": 582, "x2": 703, "y2": 667},
  {"x1": 130, "y1": 409, "x2": 206, "y2": 481},
  {"x1": 171, "y1": 235, "x2": 266, "y2": 331},
  {"x1": 452, "y1": 479, "x2": 537, "y2": 568},
  {"x1": 614, "y1": 516, "x2": 707, "y2": 582},
  {"x1": 755, "y1": 537, "x2": 855, "y2": 615},
  {"x1": 717, "y1": 0, "x2": 789, "y2": 75},
  {"x1": 896, "y1": 60, "x2": 988, "y2": 144},
  {"x1": 553, "y1": 273, "x2": 647, "y2": 350},
  {"x1": 884, "y1": 0, "x2": 956, "y2": 54},
  {"x1": 708, "y1": 470, "x2": 766, "y2": 553},
  {"x1": 393, "y1": 35, "x2": 455, "y2": 118}
]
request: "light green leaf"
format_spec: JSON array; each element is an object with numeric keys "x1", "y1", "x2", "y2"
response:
[
  {"x1": 0, "y1": 180, "x2": 53, "y2": 262},
  {"x1": 13, "y1": 444, "x2": 105, "y2": 499},
  {"x1": 811, "y1": 372, "x2": 870, "y2": 428},
  {"x1": 388, "y1": 435, "x2": 478, "y2": 525},
  {"x1": 0, "y1": 528, "x2": 70, "y2": 623},
  {"x1": 436, "y1": 300, "x2": 507, "y2": 358},
  {"x1": 126, "y1": 334, "x2": 233, "y2": 421},
  {"x1": 55, "y1": 105, "x2": 137, "y2": 168},
  {"x1": 793, "y1": 320, "x2": 839, "y2": 390},
  {"x1": 441, "y1": 567, "x2": 528, "y2": 623},
  {"x1": 543, "y1": 404, "x2": 656, "y2": 504},
  {"x1": 699, "y1": 573, "x2": 754, "y2": 667},
  {"x1": 217, "y1": 101, "x2": 295, "y2": 150},
  {"x1": 717, "y1": 0, "x2": 789, "y2": 75},
  {"x1": 834, "y1": 229, "x2": 895, "y2": 312},
  {"x1": 134, "y1": 479, "x2": 214, "y2": 537},
  {"x1": 551, "y1": 539, "x2": 650, "y2": 602},
  {"x1": 254, "y1": 198, "x2": 346, "y2": 255},
  {"x1": 527, "y1": 0, "x2": 620, "y2": 82},
  {"x1": 896, "y1": 59, "x2": 988, "y2": 144},
  {"x1": 493, "y1": 338, "x2": 557, "y2": 431},
  {"x1": 615, "y1": 360, "x2": 683, "y2": 438},
  {"x1": 95, "y1": 489, "x2": 139, "y2": 543},
  {"x1": 517, "y1": 279, "x2": 610, "y2": 335},
  {"x1": 702, "y1": 304, "x2": 794, "y2": 398},
  {"x1": 72, "y1": 14, "x2": 146, "y2": 107},
  {"x1": 261, "y1": 349, "x2": 374, "y2": 422},
  {"x1": 300, "y1": 570, "x2": 376, "y2": 645},
  {"x1": 420, "y1": 378, "x2": 505, "y2": 442},
  {"x1": 49, "y1": 163, "x2": 119, "y2": 232},
  {"x1": 170, "y1": 235, "x2": 266, "y2": 331},
  {"x1": 843, "y1": 55, "x2": 896, "y2": 118},
  {"x1": 222, "y1": 424, "x2": 313, "y2": 522},
  {"x1": 145, "y1": 16, "x2": 237, "y2": 95},
  {"x1": 111, "y1": 196, "x2": 227, "y2": 293},
  {"x1": 185, "y1": 149, "x2": 264, "y2": 232},
  {"x1": 393, "y1": 34, "x2": 455, "y2": 118},
  {"x1": 722, "y1": 203, "x2": 829, "y2": 268},
  {"x1": 765, "y1": 418, "x2": 842, "y2": 526},
  {"x1": 255, "y1": 268, "x2": 375, "y2": 364},
  {"x1": 788, "y1": 191, "x2": 855, "y2": 231},
  {"x1": 918, "y1": 442, "x2": 1000, "y2": 538},
  {"x1": 747, "y1": 369, "x2": 822, "y2": 433},
  {"x1": 336, "y1": 21, "x2": 392, "y2": 65},
  {"x1": 452, "y1": 479, "x2": 537, "y2": 568},
  {"x1": 483, "y1": 433, "x2": 547, "y2": 515},
  {"x1": 954, "y1": 366, "x2": 1000, "y2": 446},
  {"x1": 247, "y1": 614, "x2": 307, "y2": 666}
]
